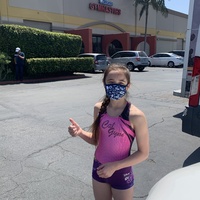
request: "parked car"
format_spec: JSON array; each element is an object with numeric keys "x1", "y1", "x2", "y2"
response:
[
  {"x1": 146, "y1": 162, "x2": 200, "y2": 200},
  {"x1": 148, "y1": 52, "x2": 184, "y2": 67},
  {"x1": 78, "y1": 53, "x2": 109, "y2": 72},
  {"x1": 168, "y1": 50, "x2": 185, "y2": 57},
  {"x1": 109, "y1": 51, "x2": 149, "y2": 71}
]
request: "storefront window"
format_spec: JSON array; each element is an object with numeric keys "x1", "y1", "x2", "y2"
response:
[
  {"x1": 108, "y1": 40, "x2": 122, "y2": 56},
  {"x1": 93, "y1": 36, "x2": 102, "y2": 53},
  {"x1": 80, "y1": 42, "x2": 85, "y2": 54}
]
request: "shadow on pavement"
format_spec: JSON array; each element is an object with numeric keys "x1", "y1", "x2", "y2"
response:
[
  {"x1": 173, "y1": 111, "x2": 183, "y2": 119},
  {"x1": 174, "y1": 112, "x2": 200, "y2": 167},
  {"x1": 0, "y1": 74, "x2": 91, "y2": 85},
  {"x1": 183, "y1": 147, "x2": 200, "y2": 167}
]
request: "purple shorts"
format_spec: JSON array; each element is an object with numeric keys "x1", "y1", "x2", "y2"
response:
[{"x1": 92, "y1": 159, "x2": 134, "y2": 190}]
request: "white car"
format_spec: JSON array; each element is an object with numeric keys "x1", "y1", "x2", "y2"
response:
[
  {"x1": 148, "y1": 52, "x2": 184, "y2": 67},
  {"x1": 146, "y1": 162, "x2": 200, "y2": 200}
]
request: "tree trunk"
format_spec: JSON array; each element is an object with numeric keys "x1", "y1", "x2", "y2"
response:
[
  {"x1": 144, "y1": 5, "x2": 149, "y2": 52},
  {"x1": 135, "y1": 5, "x2": 137, "y2": 36}
]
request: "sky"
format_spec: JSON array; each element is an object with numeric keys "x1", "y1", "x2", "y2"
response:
[{"x1": 165, "y1": 0, "x2": 190, "y2": 14}]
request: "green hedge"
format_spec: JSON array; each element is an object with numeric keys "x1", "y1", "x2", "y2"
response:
[
  {"x1": 0, "y1": 52, "x2": 12, "y2": 80},
  {"x1": 0, "y1": 24, "x2": 82, "y2": 59},
  {"x1": 26, "y1": 57, "x2": 94, "y2": 75}
]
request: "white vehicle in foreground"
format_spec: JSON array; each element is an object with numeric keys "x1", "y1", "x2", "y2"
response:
[{"x1": 146, "y1": 162, "x2": 200, "y2": 200}]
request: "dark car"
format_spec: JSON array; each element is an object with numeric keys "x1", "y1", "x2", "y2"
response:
[
  {"x1": 78, "y1": 53, "x2": 109, "y2": 72},
  {"x1": 168, "y1": 50, "x2": 185, "y2": 58}
]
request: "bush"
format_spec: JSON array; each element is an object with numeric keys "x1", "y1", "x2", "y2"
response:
[
  {"x1": 0, "y1": 24, "x2": 86, "y2": 80},
  {"x1": 0, "y1": 52, "x2": 12, "y2": 80},
  {"x1": 0, "y1": 24, "x2": 82, "y2": 59},
  {"x1": 26, "y1": 57, "x2": 94, "y2": 76}
]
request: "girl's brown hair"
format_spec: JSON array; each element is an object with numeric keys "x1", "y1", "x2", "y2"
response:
[{"x1": 91, "y1": 63, "x2": 131, "y2": 145}]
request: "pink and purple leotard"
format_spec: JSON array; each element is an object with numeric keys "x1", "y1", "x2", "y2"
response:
[
  {"x1": 92, "y1": 102, "x2": 136, "y2": 190},
  {"x1": 95, "y1": 101, "x2": 135, "y2": 163}
]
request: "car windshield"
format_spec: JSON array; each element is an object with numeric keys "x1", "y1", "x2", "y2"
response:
[
  {"x1": 171, "y1": 53, "x2": 181, "y2": 57},
  {"x1": 138, "y1": 51, "x2": 147, "y2": 57},
  {"x1": 78, "y1": 55, "x2": 94, "y2": 58},
  {"x1": 169, "y1": 51, "x2": 185, "y2": 57},
  {"x1": 96, "y1": 55, "x2": 106, "y2": 60}
]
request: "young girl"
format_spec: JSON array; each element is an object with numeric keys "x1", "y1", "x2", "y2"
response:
[{"x1": 68, "y1": 63, "x2": 149, "y2": 200}]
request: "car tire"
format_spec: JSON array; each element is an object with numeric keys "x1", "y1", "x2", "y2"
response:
[
  {"x1": 149, "y1": 61, "x2": 156, "y2": 67},
  {"x1": 167, "y1": 61, "x2": 175, "y2": 68},
  {"x1": 127, "y1": 63, "x2": 134, "y2": 71},
  {"x1": 138, "y1": 67, "x2": 145, "y2": 72}
]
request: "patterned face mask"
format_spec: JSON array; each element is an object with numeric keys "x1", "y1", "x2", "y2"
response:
[{"x1": 105, "y1": 83, "x2": 128, "y2": 100}]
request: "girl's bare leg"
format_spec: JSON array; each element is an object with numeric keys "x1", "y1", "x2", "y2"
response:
[
  {"x1": 112, "y1": 186, "x2": 134, "y2": 200},
  {"x1": 92, "y1": 179, "x2": 112, "y2": 200}
]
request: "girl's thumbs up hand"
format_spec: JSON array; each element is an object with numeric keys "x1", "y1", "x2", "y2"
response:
[{"x1": 68, "y1": 118, "x2": 82, "y2": 137}]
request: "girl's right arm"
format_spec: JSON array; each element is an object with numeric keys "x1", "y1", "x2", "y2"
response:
[
  {"x1": 68, "y1": 103, "x2": 101, "y2": 145},
  {"x1": 68, "y1": 118, "x2": 95, "y2": 145}
]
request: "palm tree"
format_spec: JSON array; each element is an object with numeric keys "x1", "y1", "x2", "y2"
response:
[{"x1": 133, "y1": 0, "x2": 168, "y2": 52}]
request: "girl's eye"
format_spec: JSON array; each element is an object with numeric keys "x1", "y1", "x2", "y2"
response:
[
  {"x1": 107, "y1": 81, "x2": 115, "y2": 84},
  {"x1": 107, "y1": 82, "x2": 126, "y2": 85},
  {"x1": 119, "y1": 81, "x2": 127, "y2": 85},
  {"x1": 106, "y1": 80, "x2": 127, "y2": 85}
]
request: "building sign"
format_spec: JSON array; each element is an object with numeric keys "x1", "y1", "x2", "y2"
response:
[
  {"x1": 89, "y1": 1, "x2": 121, "y2": 15},
  {"x1": 99, "y1": 0, "x2": 113, "y2": 6}
]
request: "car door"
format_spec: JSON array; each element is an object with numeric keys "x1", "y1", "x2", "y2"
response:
[
  {"x1": 119, "y1": 52, "x2": 135, "y2": 65},
  {"x1": 161, "y1": 53, "x2": 171, "y2": 66},
  {"x1": 110, "y1": 52, "x2": 122, "y2": 64},
  {"x1": 150, "y1": 54, "x2": 162, "y2": 66}
]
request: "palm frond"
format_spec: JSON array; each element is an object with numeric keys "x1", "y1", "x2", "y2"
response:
[
  {"x1": 151, "y1": 0, "x2": 168, "y2": 17},
  {"x1": 139, "y1": 5, "x2": 146, "y2": 19},
  {"x1": 132, "y1": 0, "x2": 169, "y2": 52}
]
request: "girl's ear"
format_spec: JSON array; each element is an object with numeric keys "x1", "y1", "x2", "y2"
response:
[{"x1": 126, "y1": 83, "x2": 131, "y2": 89}]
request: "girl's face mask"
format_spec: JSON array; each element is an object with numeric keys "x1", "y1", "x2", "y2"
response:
[{"x1": 105, "y1": 83, "x2": 128, "y2": 100}]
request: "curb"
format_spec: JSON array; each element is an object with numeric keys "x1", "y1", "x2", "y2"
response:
[{"x1": 0, "y1": 74, "x2": 87, "y2": 85}]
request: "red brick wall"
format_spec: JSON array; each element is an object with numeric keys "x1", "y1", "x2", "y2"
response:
[
  {"x1": 65, "y1": 28, "x2": 156, "y2": 56},
  {"x1": 65, "y1": 28, "x2": 93, "y2": 53},
  {"x1": 102, "y1": 33, "x2": 130, "y2": 55},
  {"x1": 131, "y1": 36, "x2": 156, "y2": 56}
]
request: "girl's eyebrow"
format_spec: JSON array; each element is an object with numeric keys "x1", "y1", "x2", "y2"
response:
[
  {"x1": 106, "y1": 78, "x2": 126, "y2": 82},
  {"x1": 106, "y1": 78, "x2": 114, "y2": 81}
]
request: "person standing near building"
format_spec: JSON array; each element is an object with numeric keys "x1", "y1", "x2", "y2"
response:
[
  {"x1": 14, "y1": 48, "x2": 19, "y2": 80},
  {"x1": 14, "y1": 47, "x2": 25, "y2": 81},
  {"x1": 68, "y1": 64, "x2": 149, "y2": 200}
]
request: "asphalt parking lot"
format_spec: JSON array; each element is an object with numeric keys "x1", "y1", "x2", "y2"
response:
[{"x1": 0, "y1": 67, "x2": 200, "y2": 200}]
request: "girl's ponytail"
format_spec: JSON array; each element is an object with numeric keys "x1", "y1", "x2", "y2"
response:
[{"x1": 91, "y1": 96, "x2": 110, "y2": 145}]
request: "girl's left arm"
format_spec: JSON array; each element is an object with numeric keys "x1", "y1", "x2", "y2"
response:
[{"x1": 115, "y1": 109, "x2": 149, "y2": 170}]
